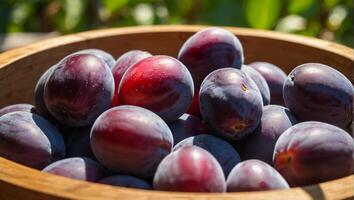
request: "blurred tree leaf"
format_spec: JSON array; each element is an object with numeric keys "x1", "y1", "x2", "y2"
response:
[
  {"x1": 298, "y1": 2, "x2": 321, "y2": 18},
  {"x1": 327, "y1": 5, "x2": 347, "y2": 31},
  {"x1": 164, "y1": 0, "x2": 193, "y2": 24},
  {"x1": 275, "y1": 15, "x2": 307, "y2": 33},
  {"x1": 0, "y1": 0, "x2": 12, "y2": 34},
  {"x1": 333, "y1": 4, "x2": 353, "y2": 47},
  {"x1": 111, "y1": 17, "x2": 137, "y2": 27},
  {"x1": 301, "y1": 21, "x2": 321, "y2": 37},
  {"x1": 288, "y1": 0, "x2": 315, "y2": 14},
  {"x1": 168, "y1": 16, "x2": 184, "y2": 24},
  {"x1": 63, "y1": 0, "x2": 86, "y2": 32},
  {"x1": 324, "y1": 0, "x2": 341, "y2": 9},
  {"x1": 8, "y1": 2, "x2": 36, "y2": 33},
  {"x1": 126, "y1": 0, "x2": 156, "y2": 4},
  {"x1": 202, "y1": 0, "x2": 247, "y2": 26},
  {"x1": 0, "y1": 0, "x2": 353, "y2": 48},
  {"x1": 132, "y1": 3, "x2": 154, "y2": 25},
  {"x1": 12, "y1": 3, "x2": 31, "y2": 24},
  {"x1": 102, "y1": 0, "x2": 128, "y2": 13},
  {"x1": 245, "y1": 0, "x2": 283, "y2": 29},
  {"x1": 173, "y1": 0, "x2": 193, "y2": 15}
]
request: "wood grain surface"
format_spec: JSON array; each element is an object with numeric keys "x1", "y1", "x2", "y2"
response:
[{"x1": 0, "y1": 25, "x2": 353, "y2": 200}]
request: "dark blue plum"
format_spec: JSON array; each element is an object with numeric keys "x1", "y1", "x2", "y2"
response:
[
  {"x1": 99, "y1": 175, "x2": 151, "y2": 189},
  {"x1": 0, "y1": 111, "x2": 65, "y2": 169},
  {"x1": 66, "y1": 126, "x2": 96, "y2": 160},
  {"x1": 42, "y1": 157, "x2": 105, "y2": 182},
  {"x1": 249, "y1": 62, "x2": 287, "y2": 106},
  {"x1": 168, "y1": 113, "x2": 208, "y2": 145},
  {"x1": 75, "y1": 49, "x2": 116, "y2": 69},
  {"x1": 0, "y1": 104, "x2": 37, "y2": 117},
  {"x1": 199, "y1": 68, "x2": 263, "y2": 141},
  {"x1": 241, "y1": 65, "x2": 270, "y2": 105},
  {"x1": 34, "y1": 65, "x2": 56, "y2": 120},
  {"x1": 283, "y1": 63, "x2": 353, "y2": 128},
  {"x1": 240, "y1": 105, "x2": 298, "y2": 165}
]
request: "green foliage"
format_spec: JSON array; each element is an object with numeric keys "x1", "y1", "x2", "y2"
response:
[
  {"x1": 102, "y1": 0, "x2": 127, "y2": 13},
  {"x1": 0, "y1": 0, "x2": 352, "y2": 47},
  {"x1": 0, "y1": 0, "x2": 12, "y2": 34},
  {"x1": 245, "y1": 0, "x2": 283, "y2": 29},
  {"x1": 288, "y1": 0, "x2": 315, "y2": 14}
]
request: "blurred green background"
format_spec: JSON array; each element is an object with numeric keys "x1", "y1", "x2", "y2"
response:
[{"x1": 0, "y1": 0, "x2": 352, "y2": 50}]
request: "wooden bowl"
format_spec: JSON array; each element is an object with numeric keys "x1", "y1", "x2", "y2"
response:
[{"x1": 0, "y1": 25, "x2": 353, "y2": 200}]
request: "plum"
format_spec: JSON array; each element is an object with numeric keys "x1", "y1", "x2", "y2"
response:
[
  {"x1": 54, "y1": 123, "x2": 74, "y2": 142},
  {"x1": 273, "y1": 121, "x2": 354, "y2": 186},
  {"x1": 240, "y1": 105, "x2": 298, "y2": 165},
  {"x1": 90, "y1": 105, "x2": 173, "y2": 179},
  {"x1": 226, "y1": 159, "x2": 289, "y2": 192},
  {"x1": 168, "y1": 113, "x2": 208, "y2": 145},
  {"x1": 178, "y1": 27, "x2": 244, "y2": 117},
  {"x1": 66, "y1": 126, "x2": 96, "y2": 159},
  {"x1": 349, "y1": 123, "x2": 354, "y2": 138},
  {"x1": 111, "y1": 50, "x2": 152, "y2": 106},
  {"x1": 199, "y1": 68, "x2": 263, "y2": 141},
  {"x1": 118, "y1": 55, "x2": 194, "y2": 122},
  {"x1": 249, "y1": 62, "x2": 287, "y2": 105},
  {"x1": 178, "y1": 27, "x2": 244, "y2": 86},
  {"x1": 0, "y1": 111, "x2": 65, "y2": 169},
  {"x1": 174, "y1": 134, "x2": 241, "y2": 177},
  {"x1": 241, "y1": 65, "x2": 270, "y2": 105},
  {"x1": 153, "y1": 145, "x2": 226, "y2": 192},
  {"x1": 0, "y1": 104, "x2": 37, "y2": 117},
  {"x1": 42, "y1": 157, "x2": 105, "y2": 182},
  {"x1": 283, "y1": 63, "x2": 353, "y2": 128},
  {"x1": 34, "y1": 65, "x2": 56, "y2": 120},
  {"x1": 186, "y1": 92, "x2": 202, "y2": 117},
  {"x1": 44, "y1": 53, "x2": 114, "y2": 127},
  {"x1": 75, "y1": 49, "x2": 116, "y2": 69},
  {"x1": 99, "y1": 175, "x2": 151, "y2": 189}
]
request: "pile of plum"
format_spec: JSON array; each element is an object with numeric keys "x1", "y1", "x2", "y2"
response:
[{"x1": 0, "y1": 27, "x2": 353, "y2": 193}]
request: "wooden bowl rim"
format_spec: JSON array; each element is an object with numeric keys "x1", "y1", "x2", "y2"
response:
[
  {"x1": 1, "y1": 25, "x2": 353, "y2": 68},
  {"x1": 0, "y1": 25, "x2": 353, "y2": 200}
]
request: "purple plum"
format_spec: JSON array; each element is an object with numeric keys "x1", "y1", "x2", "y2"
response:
[
  {"x1": 111, "y1": 50, "x2": 152, "y2": 106},
  {"x1": 153, "y1": 145, "x2": 226, "y2": 192},
  {"x1": 42, "y1": 157, "x2": 105, "y2": 182},
  {"x1": 0, "y1": 111, "x2": 65, "y2": 169},
  {"x1": 199, "y1": 68, "x2": 263, "y2": 141},
  {"x1": 0, "y1": 104, "x2": 37, "y2": 117},
  {"x1": 168, "y1": 113, "x2": 208, "y2": 145},
  {"x1": 240, "y1": 105, "x2": 298, "y2": 165},
  {"x1": 174, "y1": 134, "x2": 241, "y2": 177},
  {"x1": 249, "y1": 62, "x2": 287, "y2": 105},
  {"x1": 273, "y1": 121, "x2": 354, "y2": 186},
  {"x1": 178, "y1": 27, "x2": 244, "y2": 117},
  {"x1": 44, "y1": 53, "x2": 114, "y2": 127},
  {"x1": 90, "y1": 105, "x2": 173, "y2": 179},
  {"x1": 226, "y1": 159, "x2": 289, "y2": 191},
  {"x1": 283, "y1": 63, "x2": 353, "y2": 128}
]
